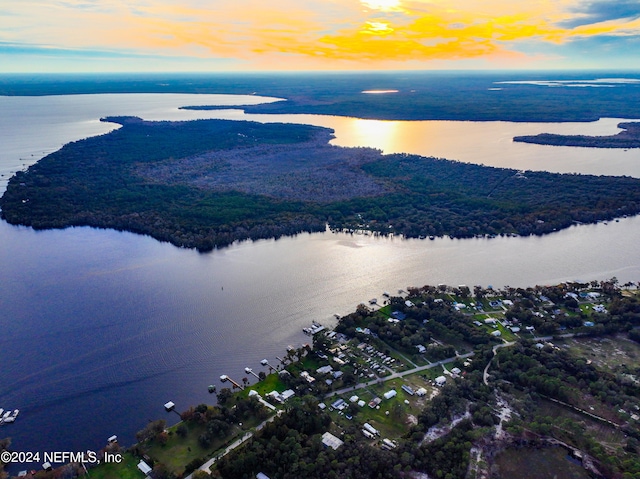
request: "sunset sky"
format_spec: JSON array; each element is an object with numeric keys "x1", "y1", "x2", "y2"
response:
[{"x1": 2, "y1": 0, "x2": 640, "y2": 72}]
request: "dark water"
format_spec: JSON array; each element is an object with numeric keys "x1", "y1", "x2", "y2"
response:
[{"x1": 0, "y1": 93, "x2": 639, "y2": 470}]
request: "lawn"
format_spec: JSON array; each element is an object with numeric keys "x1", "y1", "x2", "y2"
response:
[
  {"x1": 144, "y1": 421, "x2": 240, "y2": 476},
  {"x1": 86, "y1": 453, "x2": 143, "y2": 479}
]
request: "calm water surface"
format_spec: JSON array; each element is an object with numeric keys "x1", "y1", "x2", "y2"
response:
[{"x1": 1, "y1": 94, "x2": 639, "y2": 466}]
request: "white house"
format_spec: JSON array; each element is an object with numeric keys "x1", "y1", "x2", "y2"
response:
[{"x1": 383, "y1": 390, "x2": 397, "y2": 400}]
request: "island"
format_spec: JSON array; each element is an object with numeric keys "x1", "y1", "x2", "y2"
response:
[
  {"x1": 5, "y1": 279, "x2": 639, "y2": 479},
  {"x1": 514, "y1": 122, "x2": 640, "y2": 148},
  {"x1": 2, "y1": 116, "x2": 640, "y2": 252}
]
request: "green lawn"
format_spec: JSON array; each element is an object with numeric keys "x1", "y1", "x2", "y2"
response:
[
  {"x1": 237, "y1": 372, "x2": 286, "y2": 398},
  {"x1": 144, "y1": 422, "x2": 239, "y2": 476},
  {"x1": 86, "y1": 453, "x2": 143, "y2": 479}
]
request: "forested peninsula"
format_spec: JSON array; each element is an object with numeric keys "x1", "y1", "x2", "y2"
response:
[
  {"x1": 2, "y1": 117, "x2": 640, "y2": 251},
  {"x1": 514, "y1": 122, "x2": 640, "y2": 148}
]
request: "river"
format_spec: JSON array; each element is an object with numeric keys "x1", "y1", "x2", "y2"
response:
[{"x1": 0, "y1": 93, "x2": 639, "y2": 468}]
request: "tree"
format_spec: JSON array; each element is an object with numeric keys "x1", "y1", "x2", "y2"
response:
[
  {"x1": 152, "y1": 463, "x2": 177, "y2": 479},
  {"x1": 135, "y1": 419, "x2": 166, "y2": 443},
  {"x1": 217, "y1": 388, "x2": 233, "y2": 405},
  {"x1": 192, "y1": 471, "x2": 211, "y2": 479},
  {"x1": 258, "y1": 371, "x2": 267, "y2": 381},
  {"x1": 176, "y1": 423, "x2": 189, "y2": 438}
]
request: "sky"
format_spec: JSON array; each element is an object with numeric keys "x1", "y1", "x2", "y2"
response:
[{"x1": 2, "y1": 0, "x2": 640, "y2": 72}]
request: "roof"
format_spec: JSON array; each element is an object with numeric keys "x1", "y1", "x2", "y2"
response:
[
  {"x1": 383, "y1": 390, "x2": 397, "y2": 399},
  {"x1": 257, "y1": 473, "x2": 271, "y2": 479},
  {"x1": 137, "y1": 460, "x2": 152, "y2": 475},
  {"x1": 322, "y1": 431, "x2": 344, "y2": 450}
]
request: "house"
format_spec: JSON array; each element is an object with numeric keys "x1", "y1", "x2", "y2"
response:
[
  {"x1": 300, "y1": 371, "x2": 315, "y2": 383},
  {"x1": 491, "y1": 330, "x2": 502, "y2": 337},
  {"x1": 280, "y1": 389, "x2": 295, "y2": 401},
  {"x1": 350, "y1": 395, "x2": 359, "y2": 403},
  {"x1": 257, "y1": 473, "x2": 271, "y2": 479},
  {"x1": 416, "y1": 344, "x2": 427, "y2": 354},
  {"x1": 416, "y1": 387, "x2": 427, "y2": 397},
  {"x1": 405, "y1": 300, "x2": 415, "y2": 308},
  {"x1": 137, "y1": 460, "x2": 152, "y2": 476},
  {"x1": 451, "y1": 367, "x2": 461, "y2": 376},
  {"x1": 322, "y1": 432, "x2": 344, "y2": 450},
  {"x1": 383, "y1": 390, "x2": 397, "y2": 400},
  {"x1": 331, "y1": 399, "x2": 347, "y2": 410},
  {"x1": 435, "y1": 376, "x2": 447, "y2": 387},
  {"x1": 317, "y1": 365, "x2": 333, "y2": 375}
]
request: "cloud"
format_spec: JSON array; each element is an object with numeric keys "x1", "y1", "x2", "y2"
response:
[
  {"x1": 2, "y1": 0, "x2": 640, "y2": 71},
  {"x1": 561, "y1": 0, "x2": 640, "y2": 28}
]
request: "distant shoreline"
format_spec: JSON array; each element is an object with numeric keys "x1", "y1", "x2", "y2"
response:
[
  {"x1": 2, "y1": 71, "x2": 640, "y2": 123},
  {"x1": 514, "y1": 121, "x2": 640, "y2": 148}
]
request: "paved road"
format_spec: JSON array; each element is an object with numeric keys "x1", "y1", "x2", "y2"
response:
[
  {"x1": 184, "y1": 411, "x2": 282, "y2": 479},
  {"x1": 325, "y1": 352, "x2": 474, "y2": 399}
]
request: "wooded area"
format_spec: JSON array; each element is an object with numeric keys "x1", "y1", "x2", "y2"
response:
[{"x1": 2, "y1": 117, "x2": 640, "y2": 251}]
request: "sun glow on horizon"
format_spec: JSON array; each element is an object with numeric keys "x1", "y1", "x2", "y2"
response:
[{"x1": 2, "y1": 0, "x2": 640, "y2": 71}]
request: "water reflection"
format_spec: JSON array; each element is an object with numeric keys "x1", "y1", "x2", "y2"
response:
[{"x1": 350, "y1": 118, "x2": 399, "y2": 151}]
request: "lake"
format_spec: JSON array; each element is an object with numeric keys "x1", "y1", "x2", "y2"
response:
[{"x1": 0, "y1": 93, "x2": 639, "y2": 468}]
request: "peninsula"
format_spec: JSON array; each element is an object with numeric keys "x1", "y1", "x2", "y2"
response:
[
  {"x1": 2, "y1": 116, "x2": 640, "y2": 251},
  {"x1": 514, "y1": 122, "x2": 640, "y2": 148}
]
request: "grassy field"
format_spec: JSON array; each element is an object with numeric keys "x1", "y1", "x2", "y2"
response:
[
  {"x1": 327, "y1": 374, "x2": 437, "y2": 439},
  {"x1": 86, "y1": 453, "x2": 143, "y2": 479},
  {"x1": 563, "y1": 335, "x2": 640, "y2": 374},
  {"x1": 143, "y1": 422, "x2": 240, "y2": 476},
  {"x1": 493, "y1": 446, "x2": 591, "y2": 479}
]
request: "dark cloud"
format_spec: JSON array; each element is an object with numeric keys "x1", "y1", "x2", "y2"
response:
[{"x1": 560, "y1": 0, "x2": 640, "y2": 28}]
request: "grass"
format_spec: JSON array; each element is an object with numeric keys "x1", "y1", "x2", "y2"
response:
[
  {"x1": 563, "y1": 335, "x2": 640, "y2": 374},
  {"x1": 328, "y1": 375, "x2": 436, "y2": 439},
  {"x1": 237, "y1": 372, "x2": 286, "y2": 398},
  {"x1": 143, "y1": 422, "x2": 240, "y2": 476},
  {"x1": 494, "y1": 446, "x2": 591, "y2": 479},
  {"x1": 86, "y1": 453, "x2": 143, "y2": 479}
]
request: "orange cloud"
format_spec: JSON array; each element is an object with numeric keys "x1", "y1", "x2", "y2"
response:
[{"x1": 2, "y1": 0, "x2": 640, "y2": 69}]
